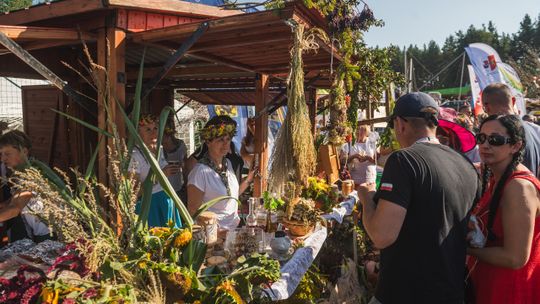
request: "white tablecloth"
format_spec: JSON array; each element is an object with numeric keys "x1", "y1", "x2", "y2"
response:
[
  {"x1": 321, "y1": 191, "x2": 358, "y2": 224},
  {"x1": 265, "y1": 224, "x2": 328, "y2": 300},
  {"x1": 265, "y1": 191, "x2": 358, "y2": 300}
]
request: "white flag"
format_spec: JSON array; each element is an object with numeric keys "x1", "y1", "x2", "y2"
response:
[
  {"x1": 467, "y1": 65, "x2": 483, "y2": 114},
  {"x1": 465, "y1": 43, "x2": 504, "y2": 89}
]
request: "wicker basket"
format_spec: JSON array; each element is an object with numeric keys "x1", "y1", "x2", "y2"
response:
[{"x1": 282, "y1": 219, "x2": 315, "y2": 237}]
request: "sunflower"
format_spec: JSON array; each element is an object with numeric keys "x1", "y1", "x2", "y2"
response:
[
  {"x1": 216, "y1": 279, "x2": 245, "y2": 304},
  {"x1": 173, "y1": 229, "x2": 192, "y2": 248},
  {"x1": 149, "y1": 227, "x2": 170, "y2": 238},
  {"x1": 167, "y1": 271, "x2": 193, "y2": 294}
]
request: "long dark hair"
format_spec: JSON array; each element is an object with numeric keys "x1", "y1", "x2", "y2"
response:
[{"x1": 479, "y1": 115, "x2": 525, "y2": 240}]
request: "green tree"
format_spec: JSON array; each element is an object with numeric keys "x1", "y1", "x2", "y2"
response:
[
  {"x1": 512, "y1": 14, "x2": 537, "y2": 60},
  {"x1": 507, "y1": 46, "x2": 540, "y2": 98},
  {"x1": 0, "y1": 0, "x2": 32, "y2": 13},
  {"x1": 534, "y1": 13, "x2": 540, "y2": 48}
]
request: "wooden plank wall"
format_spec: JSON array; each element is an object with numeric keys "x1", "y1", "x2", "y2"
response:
[
  {"x1": 117, "y1": 9, "x2": 204, "y2": 32},
  {"x1": 21, "y1": 86, "x2": 69, "y2": 170}
]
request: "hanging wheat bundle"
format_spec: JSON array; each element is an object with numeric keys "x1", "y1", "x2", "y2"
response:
[{"x1": 268, "y1": 21, "x2": 328, "y2": 195}]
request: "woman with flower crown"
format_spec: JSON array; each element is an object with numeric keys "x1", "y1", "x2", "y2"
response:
[
  {"x1": 187, "y1": 115, "x2": 256, "y2": 230},
  {"x1": 129, "y1": 114, "x2": 183, "y2": 228}
]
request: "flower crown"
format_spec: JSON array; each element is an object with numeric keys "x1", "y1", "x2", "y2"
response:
[
  {"x1": 164, "y1": 127, "x2": 176, "y2": 136},
  {"x1": 139, "y1": 114, "x2": 157, "y2": 127},
  {"x1": 200, "y1": 123, "x2": 237, "y2": 141}
]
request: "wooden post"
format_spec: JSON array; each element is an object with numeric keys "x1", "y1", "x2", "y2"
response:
[
  {"x1": 108, "y1": 26, "x2": 127, "y2": 139},
  {"x1": 106, "y1": 15, "x2": 128, "y2": 234},
  {"x1": 307, "y1": 88, "x2": 317, "y2": 136},
  {"x1": 254, "y1": 73, "x2": 269, "y2": 197},
  {"x1": 96, "y1": 28, "x2": 108, "y2": 187}
]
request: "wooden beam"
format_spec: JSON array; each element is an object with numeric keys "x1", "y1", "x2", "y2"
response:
[
  {"x1": 0, "y1": 40, "x2": 93, "y2": 56},
  {"x1": 0, "y1": 0, "x2": 105, "y2": 26},
  {"x1": 106, "y1": 0, "x2": 242, "y2": 18},
  {"x1": 0, "y1": 31, "x2": 94, "y2": 114},
  {"x1": 126, "y1": 65, "x2": 247, "y2": 80},
  {"x1": 0, "y1": 25, "x2": 96, "y2": 41},
  {"x1": 254, "y1": 73, "x2": 270, "y2": 197},
  {"x1": 253, "y1": 74, "x2": 322, "y2": 119},
  {"x1": 130, "y1": 11, "x2": 288, "y2": 43},
  {"x1": 189, "y1": 33, "x2": 290, "y2": 53},
  {"x1": 141, "y1": 22, "x2": 209, "y2": 101},
  {"x1": 358, "y1": 117, "x2": 390, "y2": 126},
  {"x1": 187, "y1": 52, "x2": 257, "y2": 74}
]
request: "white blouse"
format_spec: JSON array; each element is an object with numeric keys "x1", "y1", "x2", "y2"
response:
[
  {"x1": 188, "y1": 159, "x2": 240, "y2": 230},
  {"x1": 129, "y1": 147, "x2": 168, "y2": 194}
]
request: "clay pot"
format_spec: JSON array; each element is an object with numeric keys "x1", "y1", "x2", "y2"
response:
[{"x1": 282, "y1": 219, "x2": 314, "y2": 237}]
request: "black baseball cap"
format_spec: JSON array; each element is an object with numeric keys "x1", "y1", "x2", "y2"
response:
[{"x1": 388, "y1": 92, "x2": 439, "y2": 128}]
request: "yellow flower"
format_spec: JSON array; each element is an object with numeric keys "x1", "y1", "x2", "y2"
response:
[
  {"x1": 216, "y1": 280, "x2": 245, "y2": 304},
  {"x1": 41, "y1": 287, "x2": 54, "y2": 303},
  {"x1": 149, "y1": 227, "x2": 170, "y2": 237},
  {"x1": 121, "y1": 255, "x2": 128, "y2": 262},
  {"x1": 138, "y1": 260, "x2": 147, "y2": 269},
  {"x1": 173, "y1": 229, "x2": 192, "y2": 248},
  {"x1": 193, "y1": 301, "x2": 202, "y2": 304}
]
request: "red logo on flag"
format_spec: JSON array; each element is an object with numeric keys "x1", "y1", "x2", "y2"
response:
[{"x1": 488, "y1": 55, "x2": 497, "y2": 70}]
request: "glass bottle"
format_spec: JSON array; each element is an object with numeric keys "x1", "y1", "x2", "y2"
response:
[{"x1": 246, "y1": 198, "x2": 258, "y2": 227}]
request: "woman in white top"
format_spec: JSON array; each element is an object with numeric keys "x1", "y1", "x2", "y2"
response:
[
  {"x1": 129, "y1": 115, "x2": 183, "y2": 228},
  {"x1": 187, "y1": 116, "x2": 255, "y2": 231},
  {"x1": 0, "y1": 130, "x2": 51, "y2": 243},
  {"x1": 340, "y1": 124, "x2": 377, "y2": 186}
]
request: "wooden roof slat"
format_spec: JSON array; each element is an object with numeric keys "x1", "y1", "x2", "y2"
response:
[
  {"x1": 0, "y1": 40, "x2": 76, "y2": 55},
  {"x1": 126, "y1": 65, "x2": 247, "y2": 80},
  {"x1": 106, "y1": 0, "x2": 242, "y2": 18},
  {"x1": 190, "y1": 34, "x2": 291, "y2": 53},
  {"x1": 0, "y1": 25, "x2": 96, "y2": 41},
  {"x1": 187, "y1": 52, "x2": 258, "y2": 74}
]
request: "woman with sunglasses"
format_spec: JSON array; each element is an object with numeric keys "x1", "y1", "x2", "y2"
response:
[{"x1": 467, "y1": 115, "x2": 540, "y2": 304}]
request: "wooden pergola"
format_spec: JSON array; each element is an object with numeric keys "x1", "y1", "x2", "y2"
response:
[{"x1": 0, "y1": 0, "x2": 340, "y2": 196}]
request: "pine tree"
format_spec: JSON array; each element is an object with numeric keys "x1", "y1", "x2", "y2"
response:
[
  {"x1": 0, "y1": 0, "x2": 33, "y2": 13},
  {"x1": 534, "y1": 13, "x2": 540, "y2": 49},
  {"x1": 512, "y1": 14, "x2": 536, "y2": 60}
]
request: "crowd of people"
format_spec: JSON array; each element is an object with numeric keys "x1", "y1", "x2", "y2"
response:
[
  {"x1": 0, "y1": 113, "x2": 258, "y2": 243},
  {"x1": 0, "y1": 82, "x2": 538, "y2": 303},
  {"x1": 355, "y1": 85, "x2": 539, "y2": 304}
]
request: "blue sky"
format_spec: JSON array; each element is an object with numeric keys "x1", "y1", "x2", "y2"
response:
[{"x1": 363, "y1": 0, "x2": 539, "y2": 48}]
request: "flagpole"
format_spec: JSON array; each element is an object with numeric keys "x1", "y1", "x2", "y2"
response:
[{"x1": 458, "y1": 53, "x2": 466, "y2": 100}]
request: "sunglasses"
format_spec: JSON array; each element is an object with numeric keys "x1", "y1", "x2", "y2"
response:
[{"x1": 475, "y1": 133, "x2": 512, "y2": 146}]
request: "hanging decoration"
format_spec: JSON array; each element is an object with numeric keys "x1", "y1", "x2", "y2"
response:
[{"x1": 269, "y1": 21, "x2": 328, "y2": 194}]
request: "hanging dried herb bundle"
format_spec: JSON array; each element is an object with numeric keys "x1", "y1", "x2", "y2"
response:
[
  {"x1": 326, "y1": 78, "x2": 351, "y2": 146},
  {"x1": 269, "y1": 21, "x2": 327, "y2": 194}
]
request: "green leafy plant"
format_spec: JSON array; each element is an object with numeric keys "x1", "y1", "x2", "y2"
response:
[{"x1": 262, "y1": 191, "x2": 286, "y2": 212}]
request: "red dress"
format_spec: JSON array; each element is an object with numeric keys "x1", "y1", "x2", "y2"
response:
[{"x1": 469, "y1": 171, "x2": 540, "y2": 304}]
